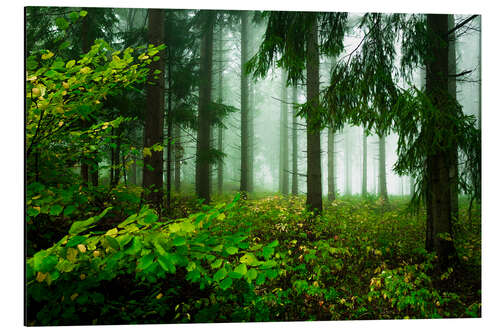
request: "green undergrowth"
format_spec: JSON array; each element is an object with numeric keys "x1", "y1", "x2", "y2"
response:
[{"x1": 26, "y1": 189, "x2": 481, "y2": 325}]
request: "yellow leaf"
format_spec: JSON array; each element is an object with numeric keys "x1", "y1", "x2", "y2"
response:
[
  {"x1": 66, "y1": 247, "x2": 78, "y2": 262},
  {"x1": 156, "y1": 293, "x2": 163, "y2": 300},
  {"x1": 70, "y1": 293, "x2": 79, "y2": 301},
  {"x1": 32, "y1": 195, "x2": 41, "y2": 200},
  {"x1": 105, "y1": 228, "x2": 118, "y2": 237},
  {"x1": 80, "y1": 274, "x2": 86, "y2": 280},
  {"x1": 80, "y1": 66, "x2": 91, "y2": 74},
  {"x1": 58, "y1": 121, "x2": 64, "y2": 127},
  {"x1": 41, "y1": 51, "x2": 54, "y2": 60},
  {"x1": 36, "y1": 271, "x2": 48, "y2": 283},
  {"x1": 62, "y1": 82, "x2": 69, "y2": 89},
  {"x1": 77, "y1": 244, "x2": 86, "y2": 253},
  {"x1": 143, "y1": 147, "x2": 152, "y2": 158}
]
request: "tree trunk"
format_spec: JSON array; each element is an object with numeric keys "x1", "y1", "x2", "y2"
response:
[
  {"x1": 143, "y1": 8, "x2": 165, "y2": 208},
  {"x1": 279, "y1": 69, "x2": 289, "y2": 195},
  {"x1": 174, "y1": 125, "x2": 182, "y2": 192},
  {"x1": 305, "y1": 14, "x2": 322, "y2": 213},
  {"x1": 240, "y1": 11, "x2": 250, "y2": 193},
  {"x1": 217, "y1": 24, "x2": 224, "y2": 195},
  {"x1": 166, "y1": 46, "x2": 173, "y2": 210},
  {"x1": 426, "y1": 14, "x2": 456, "y2": 267},
  {"x1": 362, "y1": 129, "x2": 367, "y2": 197},
  {"x1": 291, "y1": 85, "x2": 299, "y2": 196},
  {"x1": 378, "y1": 134, "x2": 388, "y2": 201},
  {"x1": 249, "y1": 82, "x2": 255, "y2": 193},
  {"x1": 195, "y1": 10, "x2": 214, "y2": 203},
  {"x1": 328, "y1": 127, "x2": 336, "y2": 201},
  {"x1": 344, "y1": 127, "x2": 351, "y2": 196},
  {"x1": 448, "y1": 14, "x2": 459, "y2": 225}
]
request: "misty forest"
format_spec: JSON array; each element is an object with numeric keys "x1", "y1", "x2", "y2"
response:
[{"x1": 25, "y1": 7, "x2": 481, "y2": 325}]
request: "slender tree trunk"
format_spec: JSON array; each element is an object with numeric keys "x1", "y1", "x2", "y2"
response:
[
  {"x1": 327, "y1": 127, "x2": 336, "y2": 201},
  {"x1": 305, "y1": 14, "x2": 322, "y2": 213},
  {"x1": 195, "y1": 10, "x2": 215, "y2": 203},
  {"x1": 344, "y1": 127, "x2": 351, "y2": 196},
  {"x1": 249, "y1": 83, "x2": 255, "y2": 192},
  {"x1": 426, "y1": 14, "x2": 456, "y2": 267},
  {"x1": 448, "y1": 14, "x2": 459, "y2": 225},
  {"x1": 362, "y1": 129, "x2": 367, "y2": 197},
  {"x1": 130, "y1": 156, "x2": 137, "y2": 185},
  {"x1": 378, "y1": 134, "x2": 388, "y2": 201},
  {"x1": 279, "y1": 69, "x2": 289, "y2": 195},
  {"x1": 174, "y1": 125, "x2": 182, "y2": 192},
  {"x1": 80, "y1": 9, "x2": 91, "y2": 186},
  {"x1": 291, "y1": 85, "x2": 299, "y2": 196},
  {"x1": 240, "y1": 11, "x2": 250, "y2": 193},
  {"x1": 217, "y1": 24, "x2": 224, "y2": 195},
  {"x1": 166, "y1": 47, "x2": 173, "y2": 210},
  {"x1": 143, "y1": 8, "x2": 165, "y2": 208}
]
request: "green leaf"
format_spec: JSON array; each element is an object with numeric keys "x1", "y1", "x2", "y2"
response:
[
  {"x1": 262, "y1": 246, "x2": 274, "y2": 259},
  {"x1": 225, "y1": 246, "x2": 238, "y2": 255},
  {"x1": 80, "y1": 10, "x2": 88, "y2": 17},
  {"x1": 69, "y1": 11, "x2": 79, "y2": 22},
  {"x1": 104, "y1": 236, "x2": 120, "y2": 251},
  {"x1": 256, "y1": 273, "x2": 266, "y2": 285},
  {"x1": 66, "y1": 60, "x2": 76, "y2": 69},
  {"x1": 68, "y1": 207, "x2": 111, "y2": 235},
  {"x1": 213, "y1": 267, "x2": 227, "y2": 282},
  {"x1": 67, "y1": 235, "x2": 86, "y2": 248},
  {"x1": 172, "y1": 236, "x2": 186, "y2": 246},
  {"x1": 63, "y1": 205, "x2": 76, "y2": 216},
  {"x1": 268, "y1": 240, "x2": 279, "y2": 248},
  {"x1": 55, "y1": 17, "x2": 69, "y2": 30},
  {"x1": 240, "y1": 253, "x2": 260, "y2": 266},
  {"x1": 180, "y1": 221, "x2": 195, "y2": 233},
  {"x1": 49, "y1": 204, "x2": 63, "y2": 216},
  {"x1": 118, "y1": 213, "x2": 138, "y2": 228},
  {"x1": 220, "y1": 277, "x2": 233, "y2": 290},
  {"x1": 234, "y1": 263, "x2": 248, "y2": 275},
  {"x1": 124, "y1": 236, "x2": 142, "y2": 255},
  {"x1": 211, "y1": 258, "x2": 223, "y2": 269},
  {"x1": 137, "y1": 253, "x2": 155, "y2": 271},
  {"x1": 27, "y1": 207, "x2": 40, "y2": 217},
  {"x1": 246, "y1": 268, "x2": 258, "y2": 281},
  {"x1": 158, "y1": 254, "x2": 176, "y2": 273}
]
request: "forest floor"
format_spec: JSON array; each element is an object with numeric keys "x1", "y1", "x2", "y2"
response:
[{"x1": 26, "y1": 188, "x2": 481, "y2": 325}]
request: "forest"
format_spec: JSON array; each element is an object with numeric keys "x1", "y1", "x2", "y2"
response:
[{"x1": 25, "y1": 6, "x2": 481, "y2": 325}]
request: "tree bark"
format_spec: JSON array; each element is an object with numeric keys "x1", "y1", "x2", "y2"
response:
[
  {"x1": 328, "y1": 127, "x2": 336, "y2": 201},
  {"x1": 174, "y1": 125, "x2": 182, "y2": 192},
  {"x1": 426, "y1": 14, "x2": 456, "y2": 267},
  {"x1": 195, "y1": 10, "x2": 215, "y2": 203},
  {"x1": 279, "y1": 69, "x2": 289, "y2": 195},
  {"x1": 305, "y1": 14, "x2": 322, "y2": 213},
  {"x1": 143, "y1": 8, "x2": 165, "y2": 208},
  {"x1": 291, "y1": 85, "x2": 299, "y2": 196},
  {"x1": 378, "y1": 134, "x2": 388, "y2": 201},
  {"x1": 217, "y1": 24, "x2": 224, "y2": 195},
  {"x1": 240, "y1": 11, "x2": 250, "y2": 193},
  {"x1": 448, "y1": 14, "x2": 459, "y2": 226},
  {"x1": 362, "y1": 129, "x2": 367, "y2": 197},
  {"x1": 344, "y1": 127, "x2": 351, "y2": 196}
]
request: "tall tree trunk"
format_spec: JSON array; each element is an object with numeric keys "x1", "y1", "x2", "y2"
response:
[
  {"x1": 143, "y1": 8, "x2": 165, "y2": 208},
  {"x1": 327, "y1": 127, "x2": 336, "y2": 201},
  {"x1": 217, "y1": 24, "x2": 224, "y2": 195},
  {"x1": 174, "y1": 125, "x2": 182, "y2": 192},
  {"x1": 240, "y1": 11, "x2": 250, "y2": 193},
  {"x1": 426, "y1": 14, "x2": 456, "y2": 267},
  {"x1": 279, "y1": 69, "x2": 289, "y2": 195},
  {"x1": 344, "y1": 127, "x2": 351, "y2": 196},
  {"x1": 291, "y1": 85, "x2": 299, "y2": 196},
  {"x1": 249, "y1": 83, "x2": 255, "y2": 192},
  {"x1": 448, "y1": 14, "x2": 459, "y2": 226},
  {"x1": 362, "y1": 129, "x2": 367, "y2": 197},
  {"x1": 80, "y1": 8, "x2": 91, "y2": 186},
  {"x1": 378, "y1": 134, "x2": 388, "y2": 201},
  {"x1": 166, "y1": 46, "x2": 173, "y2": 210},
  {"x1": 305, "y1": 14, "x2": 322, "y2": 213},
  {"x1": 195, "y1": 10, "x2": 214, "y2": 203}
]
